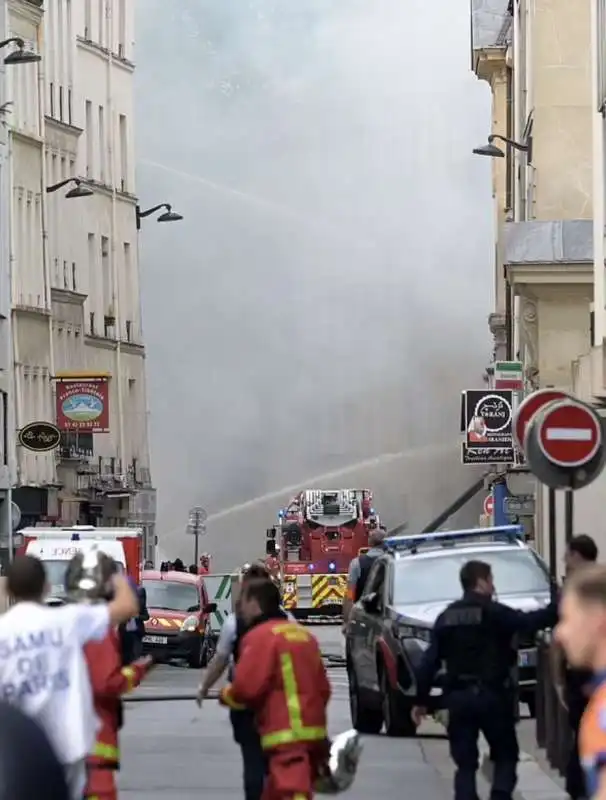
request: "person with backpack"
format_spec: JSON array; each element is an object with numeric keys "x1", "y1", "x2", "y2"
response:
[{"x1": 342, "y1": 528, "x2": 386, "y2": 633}]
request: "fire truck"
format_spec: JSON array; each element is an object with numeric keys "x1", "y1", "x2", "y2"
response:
[{"x1": 266, "y1": 489, "x2": 379, "y2": 620}]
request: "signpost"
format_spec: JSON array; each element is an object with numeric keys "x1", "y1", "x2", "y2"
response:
[
  {"x1": 187, "y1": 506, "x2": 207, "y2": 565},
  {"x1": 536, "y1": 400, "x2": 601, "y2": 469},
  {"x1": 494, "y1": 361, "x2": 524, "y2": 391},
  {"x1": 514, "y1": 390, "x2": 606, "y2": 566}
]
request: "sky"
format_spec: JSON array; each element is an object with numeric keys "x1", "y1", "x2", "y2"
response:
[{"x1": 135, "y1": 0, "x2": 495, "y2": 563}]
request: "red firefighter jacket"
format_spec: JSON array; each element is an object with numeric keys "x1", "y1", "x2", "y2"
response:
[
  {"x1": 84, "y1": 628, "x2": 151, "y2": 768},
  {"x1": 220, "y1": 617, "x2": 331, "y2": 750}
]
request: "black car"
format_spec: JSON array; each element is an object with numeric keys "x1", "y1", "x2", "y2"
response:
[{"x1": 345, "y1": 526, "x2": 551, "y2": 737}]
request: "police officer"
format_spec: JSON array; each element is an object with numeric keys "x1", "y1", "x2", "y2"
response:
[
  {"x1": 0, "y1": 700, "x2": 70, "y2": 800},
  {"x1": 412, "y1": 559, "x2": 558, "y2": 800},
  {"x1": 342, "y1": 528, "x2": 386, "y2": 631}
]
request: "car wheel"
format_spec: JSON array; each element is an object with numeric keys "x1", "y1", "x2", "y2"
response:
[
  {"x1": 187, "y1": 639, "x2": 204, "y2": 669},
  {"x1": 348, "y1": 663, "x2": 383, "y2": 734},
  {"x1": 381, "y1": 667, "x2": 417, "y2": 737}
]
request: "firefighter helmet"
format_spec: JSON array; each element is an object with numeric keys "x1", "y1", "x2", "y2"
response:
[
  {"x1": 65, "y1": 546, "x2": 117, "y2": 602},
  {"x1": 314, "y1": 729, "x2": 363, "y2": 794}
]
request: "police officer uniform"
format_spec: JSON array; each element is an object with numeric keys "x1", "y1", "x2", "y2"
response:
[{"x1": 415, "y1": 590, "x2": 557, "y2": 800}]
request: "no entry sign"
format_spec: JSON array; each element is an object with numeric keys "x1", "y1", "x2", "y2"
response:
[
  {"x1": 513, "y1": 388, "x2": 568, "y2": 452},
  {"x1": 483, "y1": 494, "x2": 494, "y2": 516},
  {"x1": 537, "y1": 399, "x2": 602, "y2": 469}
]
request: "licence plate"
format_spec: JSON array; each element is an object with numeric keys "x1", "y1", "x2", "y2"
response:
[
  {"x1": 143, "y1": 635, "x2": 168, "y2": 645},
  {"x1": 518, "y1": 648, "x2": 536, "y2": 667}
]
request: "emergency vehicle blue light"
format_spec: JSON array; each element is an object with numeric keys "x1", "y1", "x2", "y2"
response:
[
  {"x1": 385, "y1": 525, "x2": 524, "y2": 552},
  {"x1": 328, "y1": 561, "x2": 336, "y2": 571},
  {"x1": 278, "y1": 510, "x2": 284, "y2": 519},
  {"x1": 308, "y1": 563, "x2": 314, "y2": 571},
  {"x1": 70, "y1": 533, "x2": 80, "y2": 541},
  {"x1": 370, "y1": 508, "x2": 375, "y2": 515}
]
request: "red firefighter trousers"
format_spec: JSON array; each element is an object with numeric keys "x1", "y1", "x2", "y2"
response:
[
  {"x1": 85, "y1": 765, "x2": 118, "y2": 800},
  {"x1": 262, "y1": 743, "x2": 325, "y2": 800}
]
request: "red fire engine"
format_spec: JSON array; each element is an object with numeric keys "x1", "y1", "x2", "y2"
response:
[{"x1": 265, "y1": 489, "x2": 379, "y2": 619}]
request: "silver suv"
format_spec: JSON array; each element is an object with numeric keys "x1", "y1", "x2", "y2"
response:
[{"x1": 345, "y1": 526, "x2": 551, "y2": 737}]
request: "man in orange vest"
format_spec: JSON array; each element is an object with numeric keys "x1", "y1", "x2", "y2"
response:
[
  {"x1": 83, "y1": 557, "x2": 155, "y2": 800},
  {"x1": 220, "y1": 578, "x2": 331, "y2": 800}
]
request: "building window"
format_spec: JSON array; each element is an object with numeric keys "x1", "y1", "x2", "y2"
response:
[
  {"x1": 85, "y1": 101, "x2": 93, "y2": 178},
  {"x1": 63, "y1": 261, "x2": 68, "y2": 289},
  {"x1": 101, "y1": 235, "x2": 111, "y2": 311},
  {"x1": 98, "y1": 0, "x2": 104, "y2": 48},
  {"x1": 89, "y1": 311, "x2": 95, "y2": 335},
  {"x1": 49, "y1": 83, "x2": 54, "y2": 117},
  {"x1": 118, "y1": 0, "x2": 126, "y2": 56},
  {"x1": 59, "y1": 86, "x2": 64, "y2": 122},
  {"x1": 119, "y1": 114, "x2": 127, "y2": 191},
  {"x1": 71, "y1": 262, "x2": 77, "y2": 291},
  {"x1": 84, "y1": 0, "x2": 92, "y2": 38},
  {"x1": 98, "y1": 105, "x2": 106, "y2": 183},
  {"x1": 68, "y1": 89, "x2": 73, "y2": 125},
  {"x1": 505, "y1": 66, "x2": 513, "y2": 214},
  {"x1": 125, "y1": 320, "x2": 132, "y2": 342}
]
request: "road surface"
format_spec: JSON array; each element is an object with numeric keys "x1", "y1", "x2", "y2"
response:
[
  {"x1": 119, "y1": 624, "x2": 564, "y2": 800},
  {"x1": 119, "y1": 624, "x2": 456, "y2": 800}
]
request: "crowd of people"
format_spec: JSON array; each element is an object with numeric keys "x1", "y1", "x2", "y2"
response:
[{"x1": 150, "y1": 553, "x2": 212, "y2": 575}]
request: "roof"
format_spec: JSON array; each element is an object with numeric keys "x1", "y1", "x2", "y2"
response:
[
  {"x1": 504, "y1": 220, "x2": 593, "y2": 265},
  {"x1": 142, "y1": 570, "x2": 202, "y2": 584},
  {"x1": 470, "y1": 0, "x2": 511, "y2": 50}
]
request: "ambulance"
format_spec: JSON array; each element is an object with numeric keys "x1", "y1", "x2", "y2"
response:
[{"x1": 19, "y1": 526, "x2": 143, "y2": 599}]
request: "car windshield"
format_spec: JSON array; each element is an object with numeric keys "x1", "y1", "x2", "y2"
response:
[
  {"x1": 143, "y1": 580, "x2": 200, "y2": 612},
  {"x1": 43, "y1": 559, "x2": 124, "y2": 597},
  {"x1": 393, "y1": 548, "x2": 550, "y2": 605}
]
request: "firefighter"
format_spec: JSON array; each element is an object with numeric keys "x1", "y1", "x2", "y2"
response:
[
  {"x1": 219, "y1": 578, "x2": 331, "y2": 800},
  {"x1": 81, "y1": 554, "x2": 155, "y2": 800}
]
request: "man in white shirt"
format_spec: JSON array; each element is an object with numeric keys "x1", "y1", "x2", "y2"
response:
[{"x1": 0, "y1": 555, "x2": 139, "y2": 800}]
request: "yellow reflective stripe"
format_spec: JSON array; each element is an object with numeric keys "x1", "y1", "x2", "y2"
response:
[
  {"x1": 221, "y1": 685, "x2": 246, "y2": 711},
  {"x1": 261, "y1": 726, "x2": 326, "y2": 748},
  {"x1": 121, "y1": 666, "x2": 136, "y2": 694},
  {"x1": 92, "y1": 741, "x2": 119, "y2": 760},
  {"x1": 260, "y1": 653, "x2": 326, "y2": 749}
]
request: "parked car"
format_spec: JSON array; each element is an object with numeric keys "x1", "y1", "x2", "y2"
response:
[
  {"x1": 345, "y1": 526, "x2": 552, "y2": 737},
  {"x1": 141, "y1": 569, "x2": 217, "y2": 668}
]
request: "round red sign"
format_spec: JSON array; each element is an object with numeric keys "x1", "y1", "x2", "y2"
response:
[
  {"x1": 537, "y1": 400, "x2": 602, "y2": 468},
  {"x1": 483, "y1": 495, "x2": 494, "y2": 516},
  {"x1": 513, "y1": 388, "x2": 568, "y2": 452}
]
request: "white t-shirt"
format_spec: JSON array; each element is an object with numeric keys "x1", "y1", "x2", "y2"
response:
[{"x1": 0, "y1": 601, "x2": 110, "y2": 765}]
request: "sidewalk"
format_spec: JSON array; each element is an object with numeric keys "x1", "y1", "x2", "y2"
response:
[
  {"x1": 480, "y1": 717, "x2": 568, "y2": 800},
  {"x1": 420, "y1": 714, "x2": 568, "y2": 800}
]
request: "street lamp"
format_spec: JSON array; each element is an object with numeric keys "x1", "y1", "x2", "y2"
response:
[
  {"x1": 0, "y1": 37, "x2": 41, "y2": 65},
  {"x1": 136, "y1": 203, "x2": 183, "y2": 231},
  {"x1": 46, "y1": 178, "x2": 94, "y2": 199},
  {"x1": 473, "y1": 134, "x2": 533, "y2": 164}
]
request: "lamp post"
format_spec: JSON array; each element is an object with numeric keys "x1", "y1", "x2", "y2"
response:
[
  {"x1": 46, "y1": 178, "x2": 94, "y2": 199},
  {"x1": 0, "y1": 37, "x2": 41, "y2": 65},
  {"x1": 472, "y1": 134, "x2": 533, "y2": 163},
  {"x1": 136, "y1": 203, "x2": 183, "y2": 231}
]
